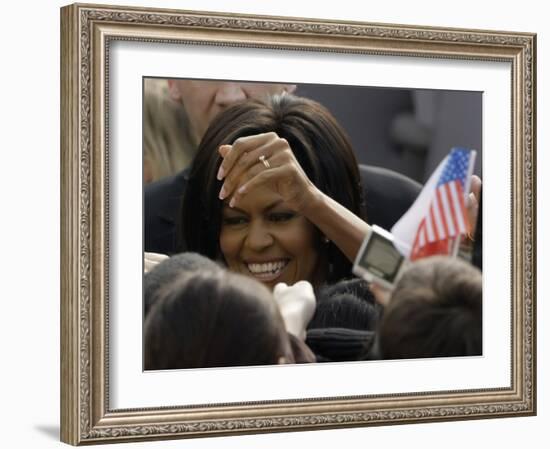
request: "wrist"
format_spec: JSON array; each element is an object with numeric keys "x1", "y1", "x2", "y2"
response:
[{"x1": 296, "y1": 183, "x2": 324, "y2": 217}]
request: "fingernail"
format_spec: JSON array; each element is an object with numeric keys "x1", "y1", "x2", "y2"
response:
[
  {"x1": 219, "y1": 185, "x2": 227, "y2": 200},
  {"x1": 217, "y1": 166, "x2": 225, "y2": 180},
  {"x1": 229, "y1": 197, "x2": 235, "y2": 208},
  {"x1": 238, "y1": 185, "x2": 246, "y2": 194}
]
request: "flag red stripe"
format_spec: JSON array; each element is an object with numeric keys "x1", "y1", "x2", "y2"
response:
[
  {"x1": 445, "y1": 183, "x2": 461, "y2": 236},
  {"x1": 456, "y1": 183, "x2": 470, "y2": 233},
  {"x1": 411, "y1": 218, "x2": 425, "y2": 257},
  {"x1": 425, "y1": 209, "x2": 434, "y2": 242},
  {"x1": 440, "y1": 185, "x2": 456, "y2": 236},
  {"x1": 432, "y1": 198, "x2": 445, "y2": 239},
  {"x1": 452, "y1": 181, "x2": 468, "y2": 234},
  {"x1": 422, "y1": 221, "x2": 429, "y2": 246},
  {"x1": 436, "y1": 188, "x2": 450, "y2": 238},
  {"x1": 429, "y1": 206, "x2": 440, "y2": 241}
]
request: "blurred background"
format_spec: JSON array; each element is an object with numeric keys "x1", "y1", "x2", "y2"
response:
[{"x1": 298, "y1": 82, "x2": 482, "y2": 183}]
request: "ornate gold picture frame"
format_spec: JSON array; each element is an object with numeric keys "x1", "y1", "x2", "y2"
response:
[{"x1": 60, "y1": 3, "x2": 536, "y2": 445}]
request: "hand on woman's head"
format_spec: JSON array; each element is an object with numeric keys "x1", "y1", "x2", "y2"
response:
[{"x1": 217, "y1": 132, "x2": 318, "y2": 213}]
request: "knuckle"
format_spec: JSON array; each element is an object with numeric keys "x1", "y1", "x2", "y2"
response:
[
  {"x1": 237, "y1": 152, "x2": 248, "y2": 168},
  {"x1": 282, "y1": 146, "x2": 293, "y2": 158},
  {"x1": 278, "y1": 137, "x2": 288, "y2": 146},
  {"x1": 233, "y1": 137, "x2": 247, "y2": 149}
]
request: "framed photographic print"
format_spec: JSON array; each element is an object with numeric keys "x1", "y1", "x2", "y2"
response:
[{"x1": 60, "y1": 2, "x2": 536, "y2": 445}]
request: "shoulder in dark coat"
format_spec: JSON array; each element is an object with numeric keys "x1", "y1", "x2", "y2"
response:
[{"x1": 144, "y1": 169, "x2": 188, "y2": 255}]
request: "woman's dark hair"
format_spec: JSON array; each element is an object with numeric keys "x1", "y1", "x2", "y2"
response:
[
  {"x1": 378, "y1": 256, "x2": 482, "y2": 360},
  {"x1": 144, "y1": 270, "x2": 293, "y2": 370},
  {"x1": 179, "y1": 94, "x2": 365, "y2": 284}
]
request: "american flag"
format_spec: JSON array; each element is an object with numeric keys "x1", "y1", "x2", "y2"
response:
[{"x1": 391, "y1": 147, "x2": 476, "y2": 261}]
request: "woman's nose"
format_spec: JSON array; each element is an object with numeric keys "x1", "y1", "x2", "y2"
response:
[
  {"x1": 245, "y1": 222, "x2": 274, "y2": 251},
  {"x1": 214, "y1": 83, "x2": 247, "y2": 109}
]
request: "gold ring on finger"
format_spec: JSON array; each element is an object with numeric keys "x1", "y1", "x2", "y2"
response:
[{"x1": 259, "y1": 155, "x2": 271, "y2": 169}]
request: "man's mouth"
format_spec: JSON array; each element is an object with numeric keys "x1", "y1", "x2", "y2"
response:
[{"x1": 246, "y1": 259, "x2": 289, "y2": 281}]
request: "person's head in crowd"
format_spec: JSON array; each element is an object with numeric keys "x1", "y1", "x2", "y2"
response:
[
  {"x1": 144, "y1": 252, "x2": 221, "y2": 317},
  {"x1": 308, "y1": 279, "x2": 379, "y2": 331},
  {"x1": 167, "y1": 79, "x2": 296, "y2": 147},
  {"x1": 143, "y1": 79, "x2": 196, "y2": 184},
  {"x1": 144, "y1": 269, "x2": 295, "y2": 370},
  {"x1": 305, "y1": 279, "x2": 379, "y2": 362},
  {"x1": 180, "y1": 94, "x2": 365, "y2": 289},
  {"x1": 377, "y1": 256, "x2": 482, "y2": 360}
]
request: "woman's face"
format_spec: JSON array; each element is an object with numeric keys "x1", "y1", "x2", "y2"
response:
[{"x1": 219, "y1": 186, "x2": 325, "y2": 289}]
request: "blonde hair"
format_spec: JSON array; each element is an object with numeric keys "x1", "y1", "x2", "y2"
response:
[{"x1": 143, "y1": 79, "x2": 197, "y2": 183}]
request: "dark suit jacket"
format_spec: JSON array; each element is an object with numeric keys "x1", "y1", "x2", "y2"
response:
[{"x1": 144, "y1": 165, "x2": 421, "y2": 255}]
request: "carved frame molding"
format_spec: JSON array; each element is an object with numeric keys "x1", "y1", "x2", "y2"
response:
[{"x1": 61, "y1": 3, "x2": 536, "y2": 445}]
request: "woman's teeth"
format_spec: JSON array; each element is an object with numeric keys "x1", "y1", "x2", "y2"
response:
[{"x1": 247, "y1": 260, "x2": 287, "y2": 276}]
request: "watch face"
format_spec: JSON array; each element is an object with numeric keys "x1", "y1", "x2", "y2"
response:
[{"x1": 359, "y1": 233, "x2": 403, "y2": 282}]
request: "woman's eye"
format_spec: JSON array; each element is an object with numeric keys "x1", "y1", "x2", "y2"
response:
[
  {"x1": 222, "y1": 216, "x2": 248, "y2": 226},
  {"x1": 269, "y1": 212, "x2": 295, "y2": 222}
]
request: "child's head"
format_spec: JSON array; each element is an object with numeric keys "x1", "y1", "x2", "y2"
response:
[
  {"x1": 144, "y1": 269, "x2": 294, "y2": 370},
  {"x1": 144, "y1": 252, "x2": 221, "y2": 317},
  {"x1": 308, "y1": 279, "x2": 379, "y2": 331},
  {"x1": 378, "y1": 256, "x2": 482, "y2": 359}
]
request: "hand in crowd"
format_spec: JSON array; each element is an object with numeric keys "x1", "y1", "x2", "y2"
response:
[
  {"x1": 217, "y1": 132, "x2": 317, "y2": 212},
  {"x1": 368, "y1": 282, "x2": 392, "y2": 307},
  {"x1": 273, "y1": 280, "x2": 316, "y2": 341},
  {"x1": 467, "y1": 174, "x2": 482, "y2": 232},
  {"x1": 144, "y1": 252, "x2": 169, "y2": 273}
]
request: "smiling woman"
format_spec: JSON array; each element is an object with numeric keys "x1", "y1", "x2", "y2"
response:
[
  {"x1": 180, "y1": 94, "x2": 371, "y2": 289},
  {"x1": 220, "y1": 186, "x2": 325, "y2": 289}
]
